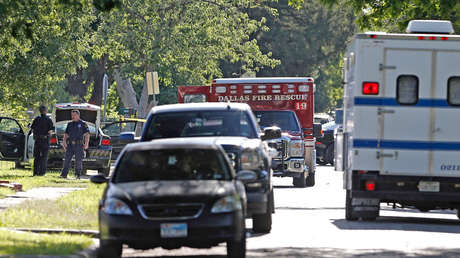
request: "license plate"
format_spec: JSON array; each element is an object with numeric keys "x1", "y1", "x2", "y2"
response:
[
  {"x1": 160, "y1": 223, "x2": 187, "y2": 238},
  {"x1": 418, "y1": 181, "x2": 440, "y2": 192}
]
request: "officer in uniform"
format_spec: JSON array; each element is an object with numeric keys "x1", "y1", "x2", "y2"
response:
[
  {"x1": 30, "y1": 105, "x2": 54, "y2": 176},
  {"x1": 60, "y1": 110, "x2": 90, "y2": 179}
]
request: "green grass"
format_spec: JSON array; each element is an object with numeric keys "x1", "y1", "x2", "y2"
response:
[
  {"x1": 0, "y1": 229, "x2": 93, "y2": 255},
  {"x1": 0, "y1": 183, "x2": 104, "y2": 230},
  {"x1": 0, "y1": 161, "x2": 89, "y2": 198}
]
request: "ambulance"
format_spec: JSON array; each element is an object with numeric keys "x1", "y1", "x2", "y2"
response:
[
  {"x1": 336, "y1": 20, "x2": 460, "y2": 220},
  {"x1": 178, "y1": 78, "x2": 322, "y2": 187}
]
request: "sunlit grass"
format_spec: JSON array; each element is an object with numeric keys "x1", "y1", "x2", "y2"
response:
[
  {"x1": 0, "y1": 183, "x2": 104, "y2": 230},
  {"x1": 0, "y1": 229, "x2": 93, "y2": 255}
]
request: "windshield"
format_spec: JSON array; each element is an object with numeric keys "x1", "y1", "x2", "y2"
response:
[
  {"x1": 56, "y1": 123, "x2": 97, "y2": 135},
  {"x1": 144, "y1": 110, "x2": 257, "y2": 140},
  {"x1": 113, "y1": 148, "x2": 231, "y2": 183},
  {"x1": 55, "y1": 109, "x2": 98, "y2": 124},
  {"x1": 254, "y1": 111, "x2": 300, "y2": 132}
]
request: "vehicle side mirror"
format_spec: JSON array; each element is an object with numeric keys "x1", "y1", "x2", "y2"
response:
[
  {"x1": 261, "y1": 126, "x2": 281, "y2": 141},
  {"x1": 90, "y1": 174, "x2": 108, "y2": 184},
  {"x1": 313, "y1": 123, "x2": 323, "y2": 138},
  {"x1": 120, "y1": 132, "x2": 135, "y2": 141},
  {"x1": 235, "y1": 170, "x2": 258, "y2": 182}
]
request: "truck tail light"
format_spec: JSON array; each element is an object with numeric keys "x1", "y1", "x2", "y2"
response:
[
  {"x1": 101, "y1": 139, "x2": 111, "y2": 146},
  {"x1": 362, "y1": 82, "x2": 379, "y2": 95},
  {"x1": 50, "y1": 137, "x2": 57, "y2": 144},
  {"x1": 365, "y1": 180, "x2": 376, "y2": 191}
]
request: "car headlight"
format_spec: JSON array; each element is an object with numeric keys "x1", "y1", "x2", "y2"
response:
[
  {"x1": 289, "y1": 140, "x2": 304, "y2": 157},
  {"x1": 211, "y1": 196, "x2": 242, "y2": 213},
  {"x1": 103, "y1": 198, "x2": 133, "y2": 215},
  {"x1": 241, "y1": 149, "x2": 263, "y2": 170}
]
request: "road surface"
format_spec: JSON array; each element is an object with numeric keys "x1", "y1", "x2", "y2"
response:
[{"x1": 122, "y1": 165, "x2": 460, "y2": 257}]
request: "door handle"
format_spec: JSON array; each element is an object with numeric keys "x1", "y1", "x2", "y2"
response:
[
  {"x1": 376, "y1": 151, "x2": 398, "y2": 159},
  {"x1": 377, "y1": 107, "x2": 395, "y2": 115}
]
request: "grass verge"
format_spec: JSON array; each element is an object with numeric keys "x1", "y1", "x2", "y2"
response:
[
  {"x1": 0, "y1": 161, "x2": 89, "y2": 198},
  {"x1": 0, "y1": 229, "x2": 93, "y2": 255},
  {"x1": 0, "y1": 183, "x2": 104, "y2": 230}
]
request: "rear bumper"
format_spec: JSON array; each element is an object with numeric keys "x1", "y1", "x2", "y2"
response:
[
  {"x1": 47, "y1": 147, "x2": 111, "y2": 169},
  {"x1": 351, "y1": 173, "x2": 460, "y2": 207},
  {"x1": 99, "y1": 211, "x2": 244, "y2": 249}
]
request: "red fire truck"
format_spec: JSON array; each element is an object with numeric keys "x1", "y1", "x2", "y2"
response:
[{"x1": 178, "y1": 77, "x2": 321, "y2": 187}]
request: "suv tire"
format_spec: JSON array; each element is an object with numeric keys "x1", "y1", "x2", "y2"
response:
[
  {"x1": 253, "y1": 211, "x2": 272, "y2": 233},
  {"x1": 293, "y1": 172, "x2": 307, "y2": 188},
  {"x1": 306, "y1": 172, "x2": 315, "y2": 187},
  {"x1": 227, "y1": 221, "x2": 246, "y2": 258},
  {"x1": 98, "y1": 240, "x2": 122, "y2": 258}
]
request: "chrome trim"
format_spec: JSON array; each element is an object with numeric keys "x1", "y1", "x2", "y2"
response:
[{"x1": 137, "y1": 203, "x2": 204, "y2": 221}]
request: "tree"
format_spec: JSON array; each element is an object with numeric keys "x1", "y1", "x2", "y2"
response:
[
  {"x1": 92, "y1": 0, "x2": 279, "y2": 117},
  {"x1": 234, "y1": 0, "x2": 355, "y2": 112}
]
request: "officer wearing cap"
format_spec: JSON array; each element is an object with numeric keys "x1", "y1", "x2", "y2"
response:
[
  {"x1": 30, "y1": 105, "x2": 55, "y2": 176},
  {"x1": 60, "y1": 110, "x2": 90, "y2": 179}
]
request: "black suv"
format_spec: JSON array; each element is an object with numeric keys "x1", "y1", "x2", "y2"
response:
[
  {"x1": 140, "y1": 103, "x2": 280, "y2": 233},
  {"x1": 91, "y1": 138, "x2": 248, "y2": 258}
]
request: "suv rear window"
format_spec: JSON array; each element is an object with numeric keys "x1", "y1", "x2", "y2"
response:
[
  {"x1": 113, "y1": 148, "x2": 231, "y2": 183},
  {"x1": 397, "y1": 75, "x2": 419, "y2": 105},
  {"x1": 448, "y1": 77, "x2": 460, "y2": 106},
  {"x1": 143, "y1": 110, "x2": 257, "y2": 140}
]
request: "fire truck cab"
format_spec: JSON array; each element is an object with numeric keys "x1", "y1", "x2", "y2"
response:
[{"x1": 178, "y1": 77, "x2": 321, "y2": 187}]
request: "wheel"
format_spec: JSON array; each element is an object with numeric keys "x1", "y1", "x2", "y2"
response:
[
  {"x1": 98, "y1": 240, "x2": 122, "y2": 258},
  {"x1": 227, "y1": 225, "x2": 246, "y2": 258},
  {"x1": 306, "y1": 172, "x2": 315, "y2": 187},
  {"x1": 15, "y1": 161, "x2": 25, "y2": 169},
  {"x1": 252, "y1": 210, "x2": 272, "y2": 233},
  {"x1": 98, "y1": 167, "x2": 111, "y2": 177},
  {"x1": 345, "y1": 190, "x2": 358, "y2": 221},
  {"x1": 293, "y1": 172, "x2": 307, "y2": 188}
]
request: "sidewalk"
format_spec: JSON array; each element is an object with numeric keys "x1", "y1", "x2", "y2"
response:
[{"x1": 0, "y1": 187, "x2": 84, "y2": 211}]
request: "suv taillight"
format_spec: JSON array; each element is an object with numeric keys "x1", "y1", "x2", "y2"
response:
[
  {"x1": 50, "y1": 136, "x2": 57, "y2": 144},
  {"x1": 101, "y1": 139, "x2": 111, "y2": 146}
]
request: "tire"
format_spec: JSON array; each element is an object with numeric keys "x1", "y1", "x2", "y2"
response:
[
  {"x1": 15, "y1": 161, "x2": 25, "y2": 169},
  {"x1": 98, "y1": 167, "x2": 110, "y2": 177},
  {"x1": 293, "y1": 172, "x2": 307, "y2": 188},
  {"x1": 98, "y1": 240, "x2": 122, "y2": 258},
  {"x1": 253, "y1": 211, "x2": 272, "y2": 233},
  {"x1": 227, "y1": 228, "x2": 246, "y2": 258},
  {"x1": 306, "y1": 172, "x2": 315, "y2": 187},
  {"x1": 345, "y1": 190, "x2": 357, "y2": 221}
]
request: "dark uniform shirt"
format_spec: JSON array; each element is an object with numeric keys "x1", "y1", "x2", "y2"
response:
[
  {"x1": 65, "y1": 120, "x2": 90, "y2": 141},
  {"x1": 31, "y1": 114, "x2": 54, "y2": 137}
]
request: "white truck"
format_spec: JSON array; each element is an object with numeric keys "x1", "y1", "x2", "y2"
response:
[{"x1": 336, "y1": 20, "x2": 460, "y2": 220}]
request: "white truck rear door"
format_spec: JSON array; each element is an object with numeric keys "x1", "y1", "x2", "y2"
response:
[
  {"x1": 379, "y1": 49, "x2": 432, "y2": 176},
  {"x1": 431, "y1": 51, "x2": 460, "y2": 177}
]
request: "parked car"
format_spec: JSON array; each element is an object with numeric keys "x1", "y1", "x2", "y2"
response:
[
  {"x1": 0, "y1": 116, "x2": 33, "y2": 168},
  {"x1": 140, "y1": 103, "x2": 280, "y2": 233},
  {"x1": 47, "y1": 103, "x2": 112, "y2": 176},
  {"x1": 101, "y1": 118, "x2": 145, "y2": 160},
  {"x1": 91, "y1": 138, "x2": 248, "y2": 258}
]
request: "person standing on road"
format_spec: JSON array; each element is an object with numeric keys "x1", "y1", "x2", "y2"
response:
[
  {"x1": 30, "y1": 105, "x2": 55, "y2": 176},
  {"x1": 60, "y1": 110, "x2": 90, "y2": 179}
]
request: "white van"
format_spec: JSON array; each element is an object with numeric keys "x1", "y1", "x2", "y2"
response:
[{"x1": 336, "y1": 20, "x2": 460, "y2": 220}]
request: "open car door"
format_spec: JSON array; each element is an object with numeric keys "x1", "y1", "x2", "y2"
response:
[{"x1": 0, "y1": 117, "x2": 26, "y2": 161}]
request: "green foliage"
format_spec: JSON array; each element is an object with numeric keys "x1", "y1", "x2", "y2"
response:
[
  {"x1": 250, "y1": 0, "x2": 355, "y2": 112},
  {"x1": 319, "y1": 0, "x2": 460, "y2": 32}
]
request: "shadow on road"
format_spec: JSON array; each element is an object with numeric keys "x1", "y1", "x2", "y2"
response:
[
  {"x1": 273, "y1": 185, "x2": 295, "y2": 189},
  {"x1": 122, "y1": 247, "x2": 460, "y2": 257},
  {"x1": 332, "y1": 216, "x2": 460, "y2": 234},
  {"x1": 276, "y1": 206, "x2": 344, "y2": 211}
]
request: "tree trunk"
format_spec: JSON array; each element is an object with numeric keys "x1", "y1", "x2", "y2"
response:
[
  {"x1": 65, "y1": 69, "x2": 89, "y2": 102},
  {"x1": 89, "y1": 57, "x2": 107, "y2": 106},
  {"x1": 113, "y1": 69, "x2": 139, "y2": 109}
]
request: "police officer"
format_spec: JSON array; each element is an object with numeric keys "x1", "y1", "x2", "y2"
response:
[
  {"x1": 30, "y1": 105, "x2": 54, "y2": 176},
  {"x1": 60, "y1": 110, "x2": 90, "y2": 179}
]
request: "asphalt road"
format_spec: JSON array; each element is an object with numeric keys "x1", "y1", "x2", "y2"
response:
[{"x1": 121, "y1": 165, "x2": 460, "y2": 258}]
